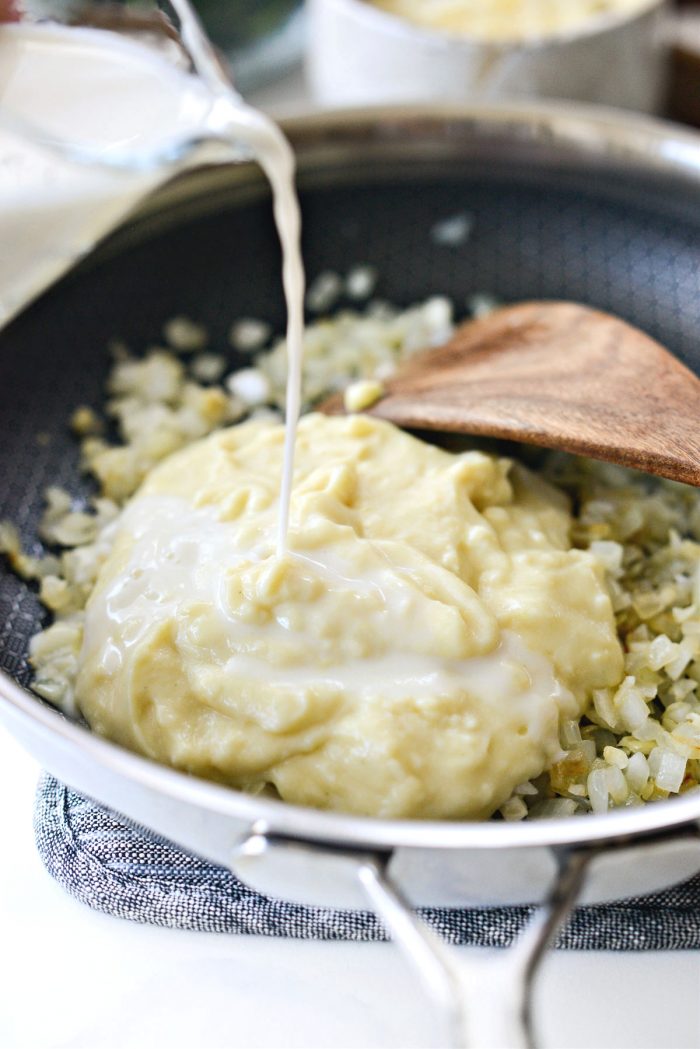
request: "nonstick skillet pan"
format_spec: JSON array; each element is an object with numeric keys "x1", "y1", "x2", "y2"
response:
[{"x1": 3, "y1": 105, "x2": 700, "y2": 1048}]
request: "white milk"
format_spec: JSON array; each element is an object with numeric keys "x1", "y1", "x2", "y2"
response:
[
  {"x1": 209, "y1": 104, "x2": 305, "y2": 556},
  {"x1": 0, "y1": 22, "x2": 305, "y2": 551},
  {"x1": 81, "y1": 491, "x2": 570, "y2": 771},
  {"x1": 0, "y1": 24, "x2": 211, "y2": 325}
]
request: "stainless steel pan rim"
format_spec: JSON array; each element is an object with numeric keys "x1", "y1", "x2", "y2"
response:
[
  {"x1": 3, "y1": 661, "x2": 700, "y2": 849},
  {"x1": 258, "y1": 100, "x2": 700, "y2": 186}
]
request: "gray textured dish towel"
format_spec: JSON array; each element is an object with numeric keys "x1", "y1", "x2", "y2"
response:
[{"x1": 34, "y1": 773, "x2": 700, "y2": 950}]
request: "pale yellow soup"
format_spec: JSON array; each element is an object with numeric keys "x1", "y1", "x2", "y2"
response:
[
  {"x1": 75, "y1": 415, "x2": 623, "y2": 819},
  {"x1": 370, "y1": 0, "x2": 652, "y2": 41}
]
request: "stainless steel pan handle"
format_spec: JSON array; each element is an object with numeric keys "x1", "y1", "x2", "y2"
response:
[
  {"x1": 358, "y1": 847, "x2": 593, "y2": 1049},
  {"x1": 234, "y1": 833, "x2": 596, "y2": 1049}
]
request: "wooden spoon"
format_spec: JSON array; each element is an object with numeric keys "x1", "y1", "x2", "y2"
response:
[{"x1": 323, "y1": 301, "x2": 700, "y2": 486}]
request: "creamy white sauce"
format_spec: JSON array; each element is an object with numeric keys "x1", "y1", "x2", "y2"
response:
[
  {"x1": 75, "y1": 413, "x2": 627, "y2": 817},
  {"x1": 220, "y1": 109, "x2": 305, "y2": 556},
  {"x1": 82, "y1": 491, "x2": 571, "y2": 767}
]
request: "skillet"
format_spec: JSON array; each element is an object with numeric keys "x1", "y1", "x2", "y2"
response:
[{"x1": 3, "y1": 105, "x2": 700, "y2": 1047}]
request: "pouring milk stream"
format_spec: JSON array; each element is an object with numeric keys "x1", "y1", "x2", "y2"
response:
[{"x1": 0, "y1": 21, "x2": 304, "y2": 552}]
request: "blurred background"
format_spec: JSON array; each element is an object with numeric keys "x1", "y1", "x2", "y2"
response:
[
  {"x1": 191, "y1": 0, "x2": 700, "y2": 125},
  {"x1": 193, "y1": 0, "x2": 304, "y2": 92}
]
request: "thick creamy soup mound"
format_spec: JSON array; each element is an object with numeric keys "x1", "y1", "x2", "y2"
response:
[{"x1": 76, "y1": 414, "x2": 623, "y2": 819}]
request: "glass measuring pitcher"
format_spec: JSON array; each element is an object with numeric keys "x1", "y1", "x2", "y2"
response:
[{"x1": 0, "y1": 0, "x2": 293, "y2": 325}]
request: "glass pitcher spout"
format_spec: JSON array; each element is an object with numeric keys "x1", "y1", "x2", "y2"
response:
[{"x1": 0, "y1": 0, "x2": 286, "y2": 326}]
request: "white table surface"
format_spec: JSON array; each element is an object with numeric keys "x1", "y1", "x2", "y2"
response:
[
  {"x1": 1, "y1": 722, "x2": 699, "y2": 1049},
  {"x1": 3, "y1": 71, "x2": 700, "y2": 1049}
]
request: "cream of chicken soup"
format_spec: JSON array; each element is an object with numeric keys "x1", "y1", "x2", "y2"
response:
[{"x1": 75, "y1": 414, "x2": 623, "y2": 819}]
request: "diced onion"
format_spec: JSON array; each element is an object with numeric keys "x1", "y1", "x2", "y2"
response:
[
  {"x1": 560, "y1": 720, "x2": 582, "y2": 747},
  {"x1": 603, "y1": 745, "x2": 628, "y2": 770},
  {"x1": 616, "y1": 679, "x2": 650, "y2": 732},
  {"x1": 587, "y1": 768, "x2": 610, "y2": 814},
  {"x1": 649, "y1": 747, "x2": 686, "y2": 794},
  {"x1": 625, "y1": 751, "x2": 649, "y2": 793},
  {"x1": 605, "y1": 765, "x2": 628, "y2": 805},
  {"x1": 500, "y1": 796, "x2": 528, "y2": 821}
]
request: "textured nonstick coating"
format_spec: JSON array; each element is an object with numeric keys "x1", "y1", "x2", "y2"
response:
[{"x1": 2, "y1": 157, "x2": 700, "y2": 698}]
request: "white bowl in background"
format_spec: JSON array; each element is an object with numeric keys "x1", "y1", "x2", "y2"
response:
[{"x1": 307, "y1": 0, "x2": 669, "y2": 113}]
